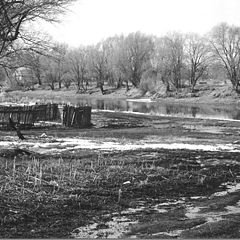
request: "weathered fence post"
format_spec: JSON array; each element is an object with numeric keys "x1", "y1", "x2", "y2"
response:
[{"x1": 62, "y1": 105, "x2": 91, "y2": 128}]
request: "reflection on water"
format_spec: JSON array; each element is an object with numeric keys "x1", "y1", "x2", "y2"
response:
[
  {"x1": 68, "y1": 98, "x2": 240, "y2": 121},
  {"x1": 5, "y1": 93, "x2": 240, "y2": 121}
]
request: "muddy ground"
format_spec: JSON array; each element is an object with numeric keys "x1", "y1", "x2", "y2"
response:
[{"x1": 1, "y1": 111, "x2": 240, "y2": 238}]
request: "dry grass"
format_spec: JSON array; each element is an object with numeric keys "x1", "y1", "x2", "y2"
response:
[{"x1": 0, "y1": 148, "x2": 239, "y2": 238}]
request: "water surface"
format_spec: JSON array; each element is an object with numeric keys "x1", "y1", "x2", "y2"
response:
[
  {"x1": 70, "y1": 98, "x2": 240, "y2": 121},
  {"x1": 4, "y1": 94, "x2": 240, "y2": 121}
]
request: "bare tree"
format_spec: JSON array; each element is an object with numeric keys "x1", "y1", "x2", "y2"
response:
[
  {"x1": 88, "y1": 44, "x2": 108, "y2": 94},
  {"x1": 51, "y1": 42, "x2": 69, "y2": 89},
  {"x1": 120, "y1": 32, "x2": 154, "y2": 88},
  {"x1": 165, "y1": 33, "x2": 185, "y2": 90},
  {"x1": 45, "y1": 70, "x2": 57, "y2": 90},
  {"x1": 0, "y1": 0, "x2": 76, "y2": 68},
  {"x1": 101, "y1": 37, "x2": 118, "y2": 88},
  {"x1": 22, "y1": 52, "x2": 44, "y2": 85},
  {"x1": 151, "y1": 37, "x2": 172, "y2": 92},
  {"x1": 185, "y1": 33, "x2": 211, "y2": 92},
  {"x1": 0, "y1": 66, "x2": 6, "y2": 87},
  {"x1": 210, "y1": 23, "x2": 240, "y2": 92},
  {"x1": 112, "y1": 35, "x2": 131, "y2": 90},
  {"x1": 67, "y1": 46, "x2": 89, "y2": 93},
  {"x1": 151, "y1": 34, "x2": 185, "y2": 91},
  {"x1": 16, "y1": 44, "x2": 49, "y2": 86},
  {"x1": 41, "y1": 43, "x2": 68, "y2": 90},
  {"x1": 0, "y1": 0, "x2": 75, "y2": 43}
]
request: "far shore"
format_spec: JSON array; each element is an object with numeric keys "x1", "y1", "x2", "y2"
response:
[{"x1": 2, "y1": 85, "x2": 240, "y2": 107}]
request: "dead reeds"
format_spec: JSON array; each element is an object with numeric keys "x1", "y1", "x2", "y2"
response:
[{"x1": 0, "y1": 148, "x2": 239, "y2": 238}]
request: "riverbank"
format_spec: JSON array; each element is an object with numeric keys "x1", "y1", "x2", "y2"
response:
[
  {"x1": 2, "y1": 81, "x2": 240, "y2": 106},
  {"x1": 2, "y1": 87, "x2": 240, "y2": 123},
  {"x1": 1, "y1": 111, "x2": 240, "y2": 238}
]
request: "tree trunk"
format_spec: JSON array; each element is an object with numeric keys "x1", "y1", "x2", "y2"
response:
[
  {"x1": 99, "y1": 84, "x2": 104, "y2": 95},
  {"x1": 166, "y1": 82, "x2": 170, "y2": 93},
  {"x1": 234, "y1": 82, "x2": 240, "y2": 93},
  {"x1": 49, "y1": 83, "x2": 54, "y2": 90},
  {"x1": 126, "y1": 81, "x2": 130, "y2": 91},
  {"x1": 116, "y1": 77, "x2": 123, "y2": 89},
  {"x1": 85, "y1": 80, "x2": 89, "y2": 91},
  {"x1": 81, "y1": 83, "x2": 87, "y2": 92},
  {"x1": 36, "y1": 71, "x2": 42, "y2": 85},
  {"x1": 191, "y1": 84, "x2": 195, "y2": 93}
]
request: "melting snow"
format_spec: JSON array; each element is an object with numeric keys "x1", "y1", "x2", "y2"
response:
[
  {"x1": 212, "y1": 182, "x2": 240, "y2": 197},
  {"x1": 185, "y1": 203, "x2": 240, "y2": 223},
  {"x1": 0, "y1": 137, "x2": 239, "y2": 154},
  {"x1": 151, "y1": 229, "x2": 183, "y2": 237},
  {"x1": 186, "y1": 183, "x2": 240, "y2": 223},
  {"x1": 71, "y1": 216, "x2": 138, "y2": 238},
  {"x1": 126, "y1": 98, "x2": 154, "y2": 103}
]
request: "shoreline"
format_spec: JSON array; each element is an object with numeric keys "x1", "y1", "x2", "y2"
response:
[{"x1": 2, "y1": 88, "x2": 240, "y2": 106}]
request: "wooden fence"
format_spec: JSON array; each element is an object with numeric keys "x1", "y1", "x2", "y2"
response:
[
  {"x1": 0, "y1": 103, "x2": 61, "y2": 129},
  {"x1": 0, "y1": 104, "x2": 91, "y2": 129},
  {"x1": 62, "y1": 105, "x2": 92, "y2": 128},
  {"x1": 33, "y1": 103, "x2": 61, "y2": 121},
  {"x1": 0, "y1": 106, "x2": 34, "y2": 129}
]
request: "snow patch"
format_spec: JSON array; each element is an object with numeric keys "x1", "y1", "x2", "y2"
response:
[{"x1": 0, "y1": 137, "x2": 239, "y2": 154}]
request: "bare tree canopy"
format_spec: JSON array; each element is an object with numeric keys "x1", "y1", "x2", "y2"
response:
[
  {"x1": 116, "y1": 32, "x2": 154, "y2": 88},
  {"x1": 185, "y1": 33, "x2": 211, "y2": 92},
  {"x1": 0, "y1": 0, "x2": 76, "y2": 55},
  {"x1": 210, "y1": 23, "x2": 240, "y2": 92},
  {"x1": 67, "y1": 46, "x2": 90, "y2": 92},
  {"x1": 152, "y1": 33, "x2": 185, "y2": 91}
]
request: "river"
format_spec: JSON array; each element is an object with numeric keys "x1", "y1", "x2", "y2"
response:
[{"x1": 65, "y1": 97, "x2": 240, "y2": 121}]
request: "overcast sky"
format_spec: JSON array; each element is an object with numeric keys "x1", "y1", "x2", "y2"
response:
[{"x1": 38, "y1": 0, "x2": 240, "y2": 47}]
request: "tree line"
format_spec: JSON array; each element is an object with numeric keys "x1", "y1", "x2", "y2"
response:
[{"x1": 0, "y1": 3, "x2": 240, "y2": 96}]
